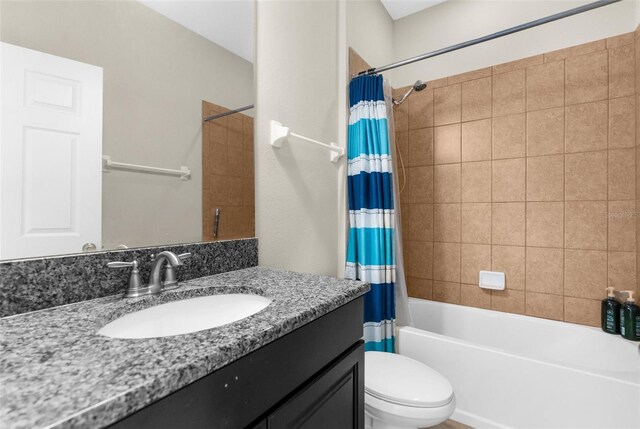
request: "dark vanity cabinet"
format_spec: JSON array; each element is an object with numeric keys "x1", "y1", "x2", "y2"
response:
[{"x1": 110, "y1": 297, "x2": 365, "y2": 429}]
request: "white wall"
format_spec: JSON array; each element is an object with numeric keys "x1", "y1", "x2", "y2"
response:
[
  {"x1": 0, "y1": 0, "x2": 253, "y2": 251},
  {"x1": 255, "y1": 0, "x2": 344, "y2": 276},
  {"x1": 346, "y1": 0, "x2": 394, "y2": 70},
  {"x1": 388, "y1": 0, "x2": 637, "y2": 87}
]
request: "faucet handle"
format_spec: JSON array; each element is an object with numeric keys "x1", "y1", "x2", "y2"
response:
[
  {"x1": 107, "y1": 260, "x2": 137, "y2": 269},
  {"x1": 178, "y1": 252, "x2": 191, "y2": 262},
  {"x1": 107, "y1": 260, "x2": 143, "y2": 297}
]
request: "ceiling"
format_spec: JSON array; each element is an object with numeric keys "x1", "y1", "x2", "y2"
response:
[
  {"x1": 380, "y1": 0, "x2": 448, "y2": 20},
  {"x1": 139, "y1": 0, "x2": 254, "y2": 63}
]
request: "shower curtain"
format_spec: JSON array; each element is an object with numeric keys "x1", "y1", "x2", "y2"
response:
[
  {"x1": 384, "y1": 80, "x2": 412, "y2": 332},
  {"x1": 345, "y1": 74, "x2": 400, "y2": 353}
]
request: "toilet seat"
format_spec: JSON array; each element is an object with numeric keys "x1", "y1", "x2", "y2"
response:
[
  {"x1": 365, "y1": 352, "x2": 454, "y2": 408},
  {"x1": 365, "y1": 392, "x2": 455, "y2": 423}
]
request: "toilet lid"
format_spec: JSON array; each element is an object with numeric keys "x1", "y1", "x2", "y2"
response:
[{"x1": 364, "y1": 351, "x2": 454, "y2": 408}]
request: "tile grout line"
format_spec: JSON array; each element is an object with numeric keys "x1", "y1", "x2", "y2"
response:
[
  {"x1": 562, "y1": 57, "x2": 566, "y2": 322},
  {"x1": 431, "y1": 90, "x2": 435, "y2": 301},
  {"x1": 523, "y1": 64, "x2": 528, "y2": 316},
  {"x1": 490, "y1": 70, "x2": 495, "y2": 309},
  {"x1": 605, "y1": 46, "x2": 609, "y2": 317},
  {"x1": 459, "y1": 80, "x2": 463, "y2": 304}
]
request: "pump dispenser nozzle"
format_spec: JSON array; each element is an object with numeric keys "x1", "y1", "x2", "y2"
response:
[
  {"x1": 624, "y1": 290, "x2": 636, "y2": 303},
  {"x1": 606, "y1": 287, "x2": 616, "y2": 298}
]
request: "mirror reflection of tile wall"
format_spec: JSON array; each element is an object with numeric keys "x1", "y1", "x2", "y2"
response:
[{"x1": 202, "y1": 102, "x2": 255, "y2": 241}]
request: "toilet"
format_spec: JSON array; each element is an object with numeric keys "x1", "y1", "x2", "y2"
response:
[{"x1": 364, "y1": 351, "x2": 456, "y2": 429}]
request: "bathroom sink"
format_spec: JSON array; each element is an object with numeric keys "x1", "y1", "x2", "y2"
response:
[{"x1": 98, "y1": 294, "x2": 272, "y2": 339}]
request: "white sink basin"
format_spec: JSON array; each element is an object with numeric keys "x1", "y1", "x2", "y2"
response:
[{"x1": 98, "y1": 294, "x2": 271, "y2": 339}]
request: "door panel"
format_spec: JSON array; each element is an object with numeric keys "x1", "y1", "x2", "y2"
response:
[
  {"x1": 22, "y1": 127, "x2": 77, "y2": 233},
  {"x1": 1, "y1": 42, "x2": 103, "y2": 259}
]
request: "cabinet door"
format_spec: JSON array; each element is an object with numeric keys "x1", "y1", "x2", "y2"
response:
[{"x1": 267, "y1": 342, "x2": 364, "y2": 429}]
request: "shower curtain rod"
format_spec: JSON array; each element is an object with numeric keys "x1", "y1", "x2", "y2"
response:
[
  {"x1": 358, "y1": 0, "x2": 621, "y2": 76},
  {"x1": 203, "y1": 104, "x2": 254, "y2": 122}
]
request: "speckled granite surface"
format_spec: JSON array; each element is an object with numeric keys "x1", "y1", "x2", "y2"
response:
[
  {"x1": 0, "y1": 267, "x2": 368, "y2": 429},
  {"x1": 0, "y1": 239, "x2": 258, "y2": 317}
]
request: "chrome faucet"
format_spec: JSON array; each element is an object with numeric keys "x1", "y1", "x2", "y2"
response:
[
  {"x1": 107, "y1": 251, "x2": 191, "y2": 298},
  {"x1": 148, "y1": 251, "x2": 184, "y2": 290}
]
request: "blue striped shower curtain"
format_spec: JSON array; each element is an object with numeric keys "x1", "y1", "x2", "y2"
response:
[{"x1": 345, "y1": 74, "x2": 396, "y2": 353}]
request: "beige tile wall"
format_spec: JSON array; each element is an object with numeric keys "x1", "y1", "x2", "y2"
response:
[
  {"x1": 202, "y1": 101, "x2": 255, "y2": 241},
  {"x1": 397, "y1": 32, "x2": 637, "y2": 327},
  {"x1": 636, "y1": 26, "x2": 640, "y2": 311}
]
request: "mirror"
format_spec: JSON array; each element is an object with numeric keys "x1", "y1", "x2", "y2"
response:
[{"x1": 0, "y1": 0, "x2": 255, "y2": 261}]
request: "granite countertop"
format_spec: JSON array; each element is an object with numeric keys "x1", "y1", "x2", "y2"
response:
[{"x1": 0, "y1": 267, "x2": 369, "y2": 429}]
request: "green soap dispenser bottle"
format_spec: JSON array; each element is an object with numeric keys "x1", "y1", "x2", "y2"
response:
[
  {"x1": 602, "y1": 287, "x2": 620, "y2": 334},
  {"x1": 620, "y1": 291, "x2": 640, "y2": 341}
]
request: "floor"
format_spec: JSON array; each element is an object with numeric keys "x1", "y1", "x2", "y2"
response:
[{"x1": 430, "y1": 419, "x2": 472, "y2": 429}]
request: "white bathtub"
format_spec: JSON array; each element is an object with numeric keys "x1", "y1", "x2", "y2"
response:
[{"x1": 397, "y1": 298, "x2": 640, "y2": 429}]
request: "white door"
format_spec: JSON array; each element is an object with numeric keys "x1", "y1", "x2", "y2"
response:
[{"x1": 0, "y1": 42, "x2": 103, "y2": 260}]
